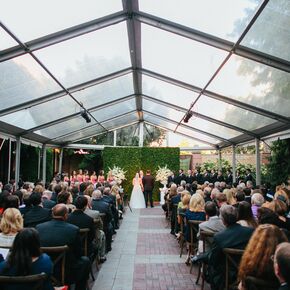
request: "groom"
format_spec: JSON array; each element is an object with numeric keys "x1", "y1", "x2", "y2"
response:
[{"x1": 142, "y1": 170, "x2": 155, "y2": 208}]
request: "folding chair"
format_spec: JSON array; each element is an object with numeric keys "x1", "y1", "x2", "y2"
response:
[{"x1": 178, "y1": 212, "x2": 186, "y2": 257}]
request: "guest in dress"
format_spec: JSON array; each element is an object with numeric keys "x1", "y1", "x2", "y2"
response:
[
  {"x1": 107, "y1": 170, "x2": 114, "y2": 183},
  {"x1": 237, "y1": 201, "x2": 258, "y2": 228},
  {"x1": 0, "y1": 208, "x2": 23, "y2": 247},
  {"x1": 70, "y1": 170, "x2": 78, "y2": 186},
  {"x1": 57, "y1": 191, "x2": 76, "y2": 213},
  {"x1": 77, "y1": 169, "x2": 84, "y2": 183},
  {"x1": 97, "y1": 170, "x2": 105, "y2": 184},
  {"x1": 90, "y1": 171, "x2": 98, "y2": 185},
  {"x1": 83, "y1": 170, "x2": 90, "y2": 182},
  {"x1": 0, "y1": 228, "x2": 53, "y2": 290}
]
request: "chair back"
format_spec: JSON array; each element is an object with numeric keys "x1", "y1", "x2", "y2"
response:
[
  {"x1": 244, "y1": 276, "x2": 279, "y2": 290},
  {"x1": 199, "y1": 230, "x2": 215, "y2": 253},
  {"x1": 188, "y1": 220, "x2": 203, "y2": 244},
  {"x1": 41, "y1": 245, "x2": 69, "y2": 286},
  {"x1": 0, "y1": 272, "x2": 47, "y2": 290},
  {"x1": 79, "y1": 228, "x2": 90, "y2": 256}
]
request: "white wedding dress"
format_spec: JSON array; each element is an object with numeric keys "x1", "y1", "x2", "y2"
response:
[{"x1": 130, "y1": 178, "x2": 146, "y2": 209}]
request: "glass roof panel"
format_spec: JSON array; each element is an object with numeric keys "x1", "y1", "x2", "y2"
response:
[
  {"x1": 195, "y1": 95, "x2": 275, "y2": 131},
  {"x1": 241, "y1": 0, "x2": 290, "y2": 62},
  {"x1": 0, "y1": 27, "x2": 18, "y2": 50},
  {"x1": 208, "y1": 55, "x2": 290, "y2": 117},
  {"x1": 73, "y1": 73, "x2": 134, "y2": 109},
  {"x1": 142, "y1": 24, "x2": 227, "y2": 87},
  {"x1": 0, "y1": 95, "x2": 77, "y2": 130},
  {"x1": 0, "y1": 54, "x2": 61, "y2": 110},
  {"x1": 35, "y1": 115, "x2": 97, "y2": 139},
  {"x1": 90, "y1": 98, "x2": 136, "y2": 122},
  {"x1": 140, "y1": 0, "x2": 261, "y2": 42},
  {"x1": 1, "y1": 0, "x2": 122, "y2": 42},
  {"x1": 102, "y1": 112, "x2": 138, "y2": 130},
  {"x1": 34, "y1": 22, "x2": 131, "y2": 88},
  {"x1": 142, "y1": 75, "x2": 198, "y2": 108}
]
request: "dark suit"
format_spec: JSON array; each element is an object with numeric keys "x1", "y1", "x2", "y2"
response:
[
  {"x1": 42, "y1": 198, "x2": 56, "y2": 210},
  {"x1": 24, "y1": 206, "x2": 51, "y2": 227},
  {"x1": 167, "y1": 175, "x2": 176, "y2": 186},
  {"x1": 36, "y1": 219, "x2": 90, "y2": 290},
  {"x1": 186, "y1": 175, "x2": 194, "y2": 184},
  {"x1": 245, "y1": 174, "x2": 254, "y2": 182},
  {"x1": 143, "y1": 174, "x2": 155, "y2": 207},
  {"x1": 226, "y1": 174, "x2": 233, "y2": 185},
  {"x1": 209, "y1": 224, "x2": 254, "y2": 290},
  {"x1": 103, "y1": 195, "x2": 119, "y2": 229}
]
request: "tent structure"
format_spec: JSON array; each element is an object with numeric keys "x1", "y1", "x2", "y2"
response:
[{"x1": 0, "y1": 0, "x2": 290, "y2": 184}]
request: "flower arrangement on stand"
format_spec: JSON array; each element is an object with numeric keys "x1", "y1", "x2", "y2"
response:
[
  {"x1": 109, "y1": 166, "x2": 127, "y2": 185},
  {"x1": 155, "y1": 165, "x2": 172, "y2": 205}
]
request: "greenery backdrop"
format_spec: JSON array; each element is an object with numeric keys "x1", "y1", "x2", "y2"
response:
[{"x1": 103, "y1": 147, "x2": 180, "y2": 201}]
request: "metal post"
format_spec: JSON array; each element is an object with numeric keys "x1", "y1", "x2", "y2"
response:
[
  {"x1": 15, "y1": 137, "x2": 21, "y2": 186},
  {"x1": 255, "y1": 138, "x2": 261, "y2": 186},
  {"x1": 58, "y1": 148, "x2": 63, "y2": 174},
  {"x1": 218, "y1": 149, "x2": 222, "y2": 171},
  {"x1": 37, "y1": 148, "x2": 41, "y2": 179},
  {"x1": 113, "y1": 130, "x2": 117, "y2": 147},
  {"x1": 166, "y1": 131, "x2": 170, "y2": 146},
  {"x1": 7, "y1": 139, "x2": 11, "y2": 183},
  {"x1": 232, "y1": 145, "x2": 236, "y2": 183},
  {"x1": 139, "y1": 121, "x2": 144, "y2": 147},
  {"x1": 42, "y1": 144, "x2": 47, "y2": 184}
]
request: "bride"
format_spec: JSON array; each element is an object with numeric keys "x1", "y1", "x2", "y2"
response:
[{"x1": 130, "y1": 172, "x2": 146, "y2": 208}]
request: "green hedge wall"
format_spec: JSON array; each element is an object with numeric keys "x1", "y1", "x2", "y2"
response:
[{"x1": 103, "y1": 147, "x2": 180, "y2": 201}]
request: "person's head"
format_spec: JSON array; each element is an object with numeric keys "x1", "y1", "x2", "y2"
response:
[
  {"x1": 257, "y1": 207, "x2": 282, "y2": 227},
  {"x1": 238, "y1": 224, "x2": 288, "y2": 282},
  {"x1": 103, "y1": 187, "x2": 111, "y2": 196},
  {"x1": 57, "y1": 191, "x2": 72, "y2": 205},
  {"x1": 146, "y1": 170, "x2": 151, "y2": 175},
  {"x1": 92, "y1": 190, "x2": 102, "y2": 200},
  {"x1": 181, "y1": 194, "x2": 191, "y2": 208},
  {"x1": 3, "y1": 183, "x2": 13, "y2": 193},
  {"x1": 53, "y1": 184, "x2": 62, "y2": 195},
  {"x1": 3, "y1": 195, "x2": 19, "y2": 210},
  {"x1": 34, "y1": 185, "x2": 44, "y2": 194},
  {"x1": 214, "y1": 181, "x2": 220, "y2": 189},
  {"x1": 99, "y1": 170, "x2": 104, "y2": 176},
  {"x1": 224, "y1": 189, "x2": 236, "y2": 205},
  {"x1": 52, "y1": 203, "x2": 68, "y2": 220},
  {"x1": 7, "y1": 228, "x2": 41, "y2": 275},
  {"x1": 75, "y1": 195, "x2": 88, "y2": 211},
  {"x1": 135, "y1": 172, "x2": 139, "y2": 179},
  {"x1": 23, "y1": 183, "x2": 33, "y2": 192},
  {"x1": 236, "y1": 191, "x2": 245, "y2": 202},
  {"x1": 189, "y1": 193, "x2": 205, "y2": 212},
  {"x1": 180, "y1": 180, "x2": 186, "y2": 188},
  {"x1": 274, "y1": 189, "x2": 289, "y2": 205},
  {"x1": 22, "y1": 190, "x2": 32, "y2": 207},
  {"x1": 84, "y1": 184, "x2": 94, "y2": 197},
  {"x1": 29, "y1": 192, "x2": 42, "y2": 206},
  {"x1": 263, "y1": 200, "x2": 288, "y2": 217},
  {"x1": 204, "y1": 201, "x2": 217, "y2": 218},
  {"x1": 237, "y1": 201, "x2": 257, "y2": 228},
  {"x1": 78, "y1": 169, "x2": 83, "y2": 175},
  {"x1": 220, "y1": 205, "x2": 238, "y2": 227},
  {"x1": 169, "y1": 183, "x2": 177, "y2": 196},
  {"x1": 0, "y1": 208, "x2": 23, "y2": 234},
  {"x1": 274, "y1": 242, "x2": 290, "y2": 285},
  {"x1": 246, "y1": 180, "x2": 253, "y2": 189},
  {"x1": 216, "y1": 192, "x2": 227, "y2": 207},
  {"x1": 42, "y1": 190, "x2": 52, "y2": 200},
  {"x1": 177, "y1": 186, "x2": 184, "y2": 195},
  {"x1": 243, "y1": 188, "x2": 251, "y2": 197},
  {"x1": 13, "y1": 190, "x2": 23, "y2": 205},
  {"x1": 79, "y1": 182, "x2": 87, "y2": 193}
]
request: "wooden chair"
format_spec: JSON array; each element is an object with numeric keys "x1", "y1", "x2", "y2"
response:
[
  {"x1": 41, "y1": 245, "x2": 69, "y2": 286},
  {"x1": 244, "y1": 276, "x2": 279, "y2": 290},
  {"x1": 178, "y1": 212, "x2": 186, "y2": 257},
  {"x1": 0, "y1": 272, "x2": 47, "y2": 290},
  {"x1": 165, "y1": 199, "x2": 172, "y2": 228},
  {"x1": 223, "y1": 248, "x2": 245, "y2": 290}
]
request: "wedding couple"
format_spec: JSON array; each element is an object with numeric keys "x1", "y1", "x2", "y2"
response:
[{"x1": 130, "y1": 170, "x2": 154, "y2": 208}]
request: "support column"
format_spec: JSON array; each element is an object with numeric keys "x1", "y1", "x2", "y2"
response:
[
  {"x1": 42, "y1": 144, "x2": 47, "y2": 184},
  {"x1": 255, "y1": 138, "x2": 261, "y2": 186},
  {"x1": 139, "y1": 121, "x2": 144, "y2": 147},
  {"x1": 15, "y1": 137, "x2": 21, "y2": 187},
  {"x1": 37, "y1": 148, "x2": 41, "y2": 179},
  {"x1": 218, "y1": 149, "x2": 222, "y2": 171},
  {"x1": 232, "y1": 145, "x2": 236, "y2": 183},
  {"x1": 58, "y1": 148, "x2": 63, "y2": 174},
  {"x1": 7, "y1": 139, "x2": 11, "y2": 183},
  {"x1": 113, "y1": 130, "x2": 117, "y2": 147}
]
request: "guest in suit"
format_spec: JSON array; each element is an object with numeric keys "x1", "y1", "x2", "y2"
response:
[
  {"x1": 36, "y1": 204, "x2": 90, "y2": 290},
  {"x1": 42, "y1": 190, "x2": 56, "y2": 210},
  {"x1": 226, "y1": 170, "x2": 233, "y2": 185},
  {"x1": 210, "y1": 169, "x2": 218, "y2": 184},
  {"x1": 209, "y1": 205, "x2": 254, "y2": 290},
  {"x1": 142, "y1": 170, "x2": 155, "y2": 208},
  {"x1": 167, "y1": 172, "x2": 176, "y2": 187},
  {"x1": 51, "y1": 184, "x2": 62, "y2": 202},
  {"x1": 186, "y1": 170, "x2": 194, "y2": 184},
  {"x1": 274, "y1": 242, "x2": 290, "y2": 290},
  {"x1": 24, "y1": 192, "x2": 51, "y2": 227},
  {"x1": 245, "y1": 169, "x2": 253, "y2": 183},
  {"x1": 216, "y1": 170, "x2": 224, "y2": 182}
]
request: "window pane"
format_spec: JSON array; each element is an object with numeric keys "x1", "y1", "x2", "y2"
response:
[
  {"x1": 103, "y1": 112, "x2": 138, "y2": 130},
  {"x1": 34, "y1": 22, "x2": 131, "y2": 88},
  {"x1": 208, "y1": 55, "x2": 290, "y2": 117},
  {"x1": 1, "y1": 0, "x2": 122, "y2": 42},
  {"x1": 0, "y1": 95, "x2": 77, "y2": 130},
  {"x1": 0, "y1": 27, "x2": 18, "y2": 50},
  {"x1": 73, "y1": 74, "x2": 134, "y2": 109},
  {"x1": 90, "y1": 98, "x2": 136, "y2": 123},
  {"x1": 0, "y1": 55, "x2": 61, "y2": 110},
  {"x1": 195, "y1": 95, "x2": 275, "y2": 131},
  {"x1": 241, "y1": 0, "x2": 290, "y2": 61},
  {"x1": 142, "y1": 24, "x2": 227, "y2": 87},
  {"x1": 142, "y1": 75, "x2": 198, "y2": 108}
]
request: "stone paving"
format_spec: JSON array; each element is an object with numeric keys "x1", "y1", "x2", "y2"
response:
[{"x1": 92, "y1": 207, "x2": 210, "y2": 290}]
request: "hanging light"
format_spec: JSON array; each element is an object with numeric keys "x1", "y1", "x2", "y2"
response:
[{"x1": 183, "y1": 111, "x2": 193, "y2": 123}]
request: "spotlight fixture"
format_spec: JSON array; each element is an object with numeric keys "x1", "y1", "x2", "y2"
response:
[
  {"x1": 81, "y1": 109, "x2": 91, "y2": 123},
  {"x1": 183, "y1": 110, "x2": 193, "y2": 123}
]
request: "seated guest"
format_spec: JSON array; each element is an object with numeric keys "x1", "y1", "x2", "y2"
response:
[
  {"x1": 0, "y1": 228, "x2": 53, "y2": 290},
  {"x1": 238, "y1": 224, "x2": 288, "y2": 290},
  {"x1": 209, "y1": 205, "x2": 254, "y2": 290},
  {"x1": 224, "y1": 189, "x2": 236, "y2": 206},
  {"x1": 197, "y1": 201, "x2": 225, "y2": 252},
  {"x1": 3, "y1": 195, "x2": 19, "y2": 210},
  {"x1": 0, "y1": 191, "x2": 10, "y2": 216},
  {"x1": 57, "y1": 191, "x2": 76, "y2": 213},
  {"x1": 274, "y1": 242, "x2": 290, "y2": 290},
  {"x1": 51, "y1": 183, "x2": 62, "y2": 202},
  {"x1": 243, "y1": 188, "x2": 252, "y2": 204},
  {"x1": 24, "y1": 192, "x2": 51, "y2": 227},
  {"x1": 215, "y1": 192, "x2": 228, "y2": 208},
  {"x1": 103, "y1": 187, "x2": 119, "y2": 229},
  {"x1": 12, "y1": 190, "x2": 23, "y2": 206},
  {"x1": 204, "y1": 187, "x2": 212, "y2": 203},
  {"x1": 84, "y1": 184, "x2": 94, "y2": 197},
  {"x1": 0, "y1": 208, "x2": 23, "y2": 247},
  {"x1": 251, "y1": 193, "x2": 264, "y2": 219},
  {"x1": 19, "y1": 190, "x2": 32, "y2": 215},
  {"x1": 42, "y1": 190, "x2": 56, "y2": 210},
  {"x1": 78, "y1": 182, "x2": 88, "y2": 196},
  {"x1": 237, "y1": 201, "x2": 258, "y2": 228},
  {"x1": 36, "y1": 204, "x2": 90, "y2": 290}
]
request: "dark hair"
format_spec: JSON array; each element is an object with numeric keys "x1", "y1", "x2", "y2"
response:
[
  {"x1": 75, "y1": 196, "x2": 88, "y2": 210},
  {"x1": 57, "y1": 192, "x2": 71, "y2": 204},
  {"x1": 3, "y1": 184, "x2": 13, "y2": 193},
  {"x1": 4, "y1": 195, "x2": 19, "y2": 210},
  {"x1": 236, "y1": 191, "x2": 245, "y2": 202},
  {"x1": 53, "y1": 184, "x2": 62, "y2": 194},
  {"x1": 220, "y1": 205, "x2": 238, "y2": 226},
  {"x1": 0, "y1": 191, "x2": 10, "y2": 208},
  {"x1": 79, "y1": 182, "x2": 87, "y2": 193},
  {"x1": 4, "y1": 228, "x2": 41, "y2": 275},
  {"x1": 237, "y1": 201, "x2": 257, "y2": 228},
  {"x1": 257, "y1": 207, "x2": 283, "y2": 227},
  {"x1": 13, "y1": 190, "x2": 23, "y2": 206},
  {"x1": 29, "y1": 192, "x2": 42, "y2": 206},
  {"x1": 22, "y1": 183, "x2": 31, "y2": 191},
  {"x1": 205, "y1": 201, "x2": 217, "y2": 217},
  {"x1": 243, "y1": 188, "x2": 251, "y2": 196},
  {"x1": 191, "y1": 183, "x2": 197, "y2": 193}
]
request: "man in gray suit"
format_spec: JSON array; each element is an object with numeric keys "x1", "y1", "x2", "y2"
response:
[{"x1": 197, "y1": 201, "x2": 225, "y2": 252}]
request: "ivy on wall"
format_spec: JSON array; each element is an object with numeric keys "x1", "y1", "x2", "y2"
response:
[{"x1": 103, "y1": 147, "x2": 180, "y2": 200}]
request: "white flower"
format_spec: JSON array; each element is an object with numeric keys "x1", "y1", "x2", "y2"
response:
[
  {"x1": 155, "y1": 165, "x2": 172, "y2": 184},
  {"x1": 109, "y1": 166, "x2": 127, "y2": 185}
]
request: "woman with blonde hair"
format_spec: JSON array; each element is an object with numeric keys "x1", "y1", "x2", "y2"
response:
[
  {"x1": 238, "y1": 224, "x2": 288, "y2": 290},
  {"x1": 0, "y1": 208, "x2": 23, "y2": 247},
  {"x1": 224, "y1": 188, "x2": 236, "y2": 205},
  {"x1": 84, "y1": 184, "x2": 94, "y2": 197}
]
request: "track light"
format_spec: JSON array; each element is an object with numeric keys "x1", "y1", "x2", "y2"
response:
[
  {"x1": 183, "y1": 111, "x2": 193, "y2": 123},
  {"x1": 81, "y1": 109, "x2": 91, "y2": 123}
]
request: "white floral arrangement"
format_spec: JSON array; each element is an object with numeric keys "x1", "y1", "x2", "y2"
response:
[
  {"x1": 155, "y1": 165, "x2": 172, "y2": 184},
  {"x1": 109, "y1": 166, "x2": 127, "y2": 185}
]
